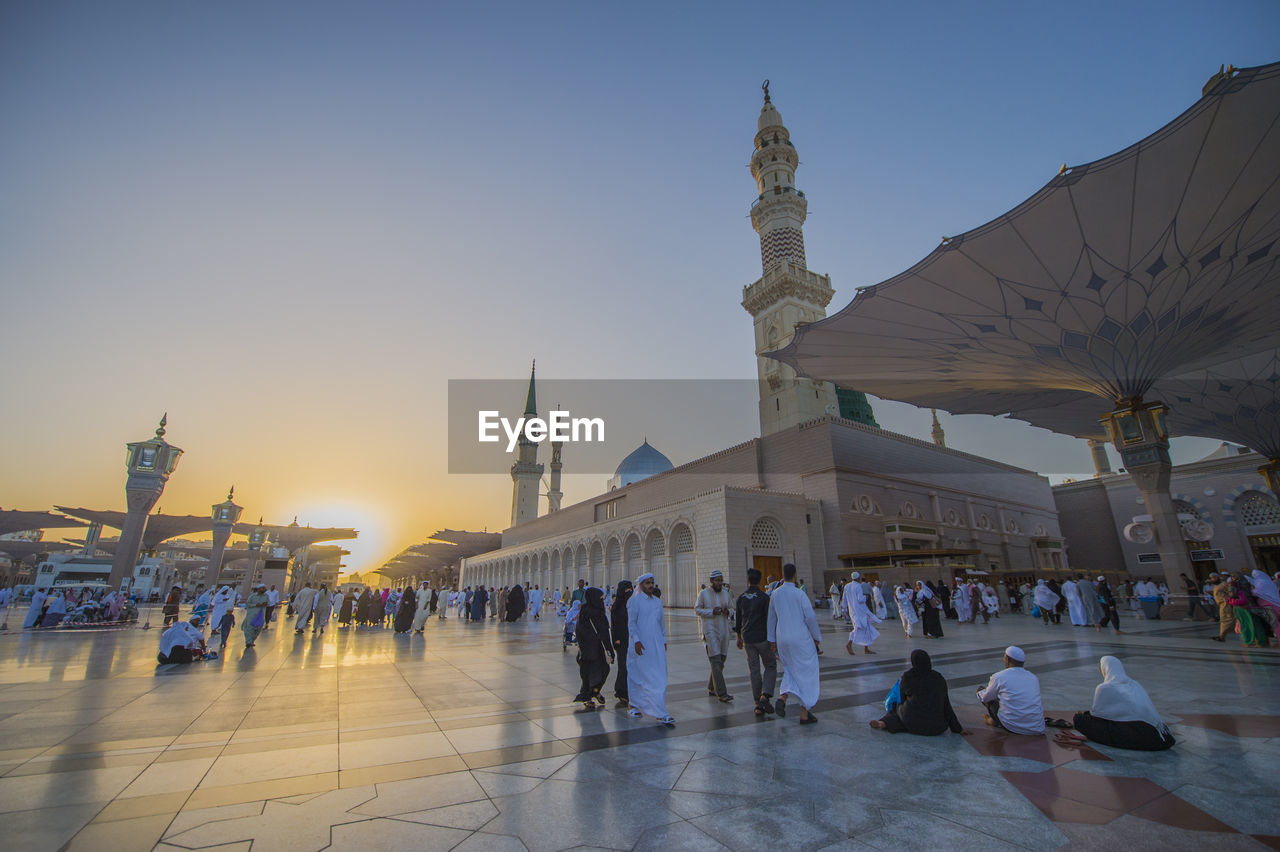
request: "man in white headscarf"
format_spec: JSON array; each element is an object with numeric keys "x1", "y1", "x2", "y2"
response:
[
  {"x1": 23, "y1": 588, "x2": 49, "y2": 629},
  {"x1": 1061, "y1": 577, "x2": 1087, "y2": 626},
  {"x1": 627, "y1": 573, "x2": 673, "y2": 724},
  {"x1": 768, "y1": 563, "x2": 822, "y2": 723},
  {"x1": 293, "y1": 582, "x2": 318, "y2": 634},
  {"x1": 695, "y1": 570, "x2": 733, "y2": 701},
  {"x1": 842, "y1": 571, "x2": 881, "y2": 655},
  {"x1": 529, "y1": 584, "x2": 543, "y2": 620}
]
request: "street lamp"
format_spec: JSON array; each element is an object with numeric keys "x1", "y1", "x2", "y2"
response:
[
  {"x1": 209, "y1": 487, "x2": 243, "y2": 587},
  {"x1": 239, "y1": 517, "x2": 267, "y2": 597},
  {"x1": 108, "y1": 415, "x2": 183, "y2": 591}
]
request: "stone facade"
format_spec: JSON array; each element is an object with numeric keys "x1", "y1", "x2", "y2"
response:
[{"x1": 1053, "y1": 446, "x2": 1280, "y2": 580}]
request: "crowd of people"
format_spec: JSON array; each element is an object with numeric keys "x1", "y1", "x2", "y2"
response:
[{"x1": 7, "y1": 558, "x2": 1266, "y2": 755}]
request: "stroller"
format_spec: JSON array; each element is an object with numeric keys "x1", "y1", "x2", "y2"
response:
[{"x1": 562, "y1": 600, "x2": 581, "y2": 652}]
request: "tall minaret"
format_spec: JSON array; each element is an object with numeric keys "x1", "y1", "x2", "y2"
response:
[
  {"x1": 547, "y1": 413, "x2": 564, "y2": 513},
  {"x1": 931, "y1": 409, "x2": 947, "y2": 447},
  {"x1": 742, "y1": 81, "x2": 839, "y2": 436},
  {"x1": 509, "y1": 361, "x2": 544, "y2": 527}
]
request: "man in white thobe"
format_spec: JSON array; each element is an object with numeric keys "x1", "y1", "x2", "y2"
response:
[
  {"x1": 292, "y1": 583, "x2": 318, "y2": 634},
  {"x1": 828, "y1": 581, "x2": 843, "y2": 620},
  {"x1": 1061, "y1": 578, "x2": 1087, "y2": 626},
  {"x1": 22, "y1": 589, "x2": 48, "y2": 629},
  {"x1": 412, "y1": 582, "x2": 432, "y2": 632},
  {"x1": 767, "y1": 563, "x2": 822, "y2": 723},
  {"x1": 529, "y1": 585, "x2": 543, "y2": 620},
  {"x1": 627, "y1": 572, "x2": 673, "y2": 724},
  {"x1": 695, "y1": 570, "x2": 733, "y2": 701},
  {"x1": 953, "y1": 579, "x2": 972, "y2": 622},
  {"x1": 843, "y1": 571, "x2": 882, "y2": 655}
]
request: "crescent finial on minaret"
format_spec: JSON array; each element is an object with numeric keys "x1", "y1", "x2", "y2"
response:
[{"x1": 762, "y1": 79, "x2": 771, "y2": 104}]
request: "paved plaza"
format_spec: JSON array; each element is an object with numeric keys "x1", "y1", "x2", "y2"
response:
[{"x1": 0, "y1": 605, "x2": 1277, "y2": 851}]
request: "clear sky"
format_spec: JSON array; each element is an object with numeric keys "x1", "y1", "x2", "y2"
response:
[{"x1": 2, "y1": 1, "x2": 1276, "y2": 574}]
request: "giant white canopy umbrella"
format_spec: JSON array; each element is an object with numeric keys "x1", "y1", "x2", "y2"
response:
[{"x1": 770, "y1": 62, "x2": 1280, "y2": 584}]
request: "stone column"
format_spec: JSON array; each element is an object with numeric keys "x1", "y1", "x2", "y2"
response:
[
  {"x1": 109, "y1": 488, "x2": 159, "y2": 590},
  {"x1": 1087, "y1": 439, "x2": 1113, "y2": 476}
]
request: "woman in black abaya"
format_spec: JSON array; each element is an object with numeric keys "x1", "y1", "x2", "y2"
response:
[
  {"x1": 917, "y1": 581, "x2": 945, "y2": 638},
  {"x1": 355, "y1": 587, "x2": 370, "y2": 627},
  {"x1": 870, "y1": 649, "x2": 963, "y2": 735},
  {"x1": 393, "y1": 585, "x2": 416, "y2": 633},
  {"x1": 505, "y1": 583, "x2": 526, "y2": 622},
  {"x1": 573, "y1": 587, "x2": 614, "y2": 709},
  {"x1": 610, "y1": 580, "x2": 633, "y2": 708}
]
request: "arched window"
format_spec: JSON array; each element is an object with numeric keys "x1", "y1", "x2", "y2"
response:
[
  {"x1": 673, "y1": 525, "x2": 695, "y2": 554},
  {"x1": 750, "y1": 518, "x2": 782, "y2": 553},
  {"x1": 1238, "y1": 492, "x2": 1280, "y2": 527},
  {"x1": 1173, "y1": 499, "x2": 1202, "y2": 519}
]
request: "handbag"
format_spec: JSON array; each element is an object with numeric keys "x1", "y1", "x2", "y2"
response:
[
  {"x1": 883, "y1": 678, "x2": 902, "y2": 712},
  {"x1": 250, "y1": 609, "x2": 264, "y2": 629}
]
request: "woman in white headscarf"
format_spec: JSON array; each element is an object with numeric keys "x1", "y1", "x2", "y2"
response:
[
  {"x1": 1071, "y1": 656, "x2": 1174, "y2": 751},
  {"x1": 1032, "y1": 580, "x2": 1061, "y2": 626},
  {"x1": 894, "y1": 585, "x2": 918, "y2": 638}
]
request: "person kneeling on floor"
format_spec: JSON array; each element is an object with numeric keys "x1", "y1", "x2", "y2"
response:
[
  {"x1": 158, "y1": 615, "x2": 209, "y2": 664},
  {"x1": 976, "y1": 645, "x2": 1045, "y2": 734},
  {"x1": 1069, "y1": 656, "x2": 1175, "y2": 751}
]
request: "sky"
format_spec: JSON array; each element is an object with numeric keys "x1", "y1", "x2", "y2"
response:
[{"x1": 1, "y1": 1, "x2": 1276, "y2": 575}]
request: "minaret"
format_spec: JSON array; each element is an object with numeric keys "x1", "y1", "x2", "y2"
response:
[
  {"x1": 742, "y1": 81, "x2": 839, "y2": 436},
  {"x1": 931, "y1": 409, "x2": 946, "y2": 447},
  {"x1": 509, "y1": 361, "x2": 544, "y2": 527},
  {"x1": 546, "y1": 435, "x2": 564, "y2": 513}
]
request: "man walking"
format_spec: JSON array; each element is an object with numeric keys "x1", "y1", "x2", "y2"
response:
[
  {"x1": 627, "y1": 573, "x2": 674, "y2": 725},
  {"x1": 767, "y1": 563, "x2": 821, "y2": 724},
  {"x1": 735, "y1": 568, "x2": 776, "y2": 716},
  {"x1": 265, "y1": 585, "x2": 280, "y2": 626},
  {"x1": 695, "y1": 569, "x2": 733, "y2": 702}
]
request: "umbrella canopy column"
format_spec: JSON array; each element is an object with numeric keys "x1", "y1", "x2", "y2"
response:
[{"x1": 1101, "y1": 400, "x2": 1194, "y2": 588}]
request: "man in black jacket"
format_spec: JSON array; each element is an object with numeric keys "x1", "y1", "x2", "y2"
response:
[{"x1": 735, "y1": 568, "x2": 777, "y2": 716}]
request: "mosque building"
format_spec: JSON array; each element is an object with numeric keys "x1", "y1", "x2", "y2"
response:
[{"x1": 460, "y1": 88, "x2": 1066, "y2": 605}]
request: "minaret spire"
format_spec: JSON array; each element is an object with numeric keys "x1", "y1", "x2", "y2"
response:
[
  {"x1": 523, "y1": 359, "x2": 537, "y2": 419},
  {"x1": 510, "y1": 359, "x2": 544, "y2": 527},
  {"x1": 931, "y1": 409, "x2": 947, "y2": 447}
]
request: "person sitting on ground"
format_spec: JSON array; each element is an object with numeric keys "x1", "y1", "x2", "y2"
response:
[
  {"x1": 975, "y1": 645, "x2": 1045, "y2": 734},
  {"x1": 158, "y1": 615, "x2": 208, "y2": 664},
  {"x1": 870, "y1": 649, "x2": 963, "y2": 736},
  {"x1": 1069, "y1": 656, "x2": 1174, "y2": 751}
]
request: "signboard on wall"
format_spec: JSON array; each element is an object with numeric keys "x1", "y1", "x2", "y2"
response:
[
  {"x1": 1189, "y1": 549, "x2": 1225, "y2": 561},
  {"x1": 1136, "y1": 553, "x2": 1162, "y2": 564}
]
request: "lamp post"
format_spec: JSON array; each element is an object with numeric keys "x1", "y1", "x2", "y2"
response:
[
  {"x1": 209, "y1": 487, "x2": 243, "y2": 587},
  {"x1": 239, "y1": 518, "x2": 267, "y2": 598},
  {"x1": 108, "y1": 415, "x2": 183, "y2": 591}
]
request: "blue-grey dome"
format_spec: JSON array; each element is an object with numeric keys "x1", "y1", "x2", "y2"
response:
[{"x1": 613, "y1": 441, "x2": 674, "y2": 487}]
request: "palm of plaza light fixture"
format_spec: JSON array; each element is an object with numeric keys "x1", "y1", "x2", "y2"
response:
[
  {"x1": 769, "y1": 62, "x2": 1280, "y2": 588},
  {"x1": 107, "y1": 415, "x2": 184, "y2": 590}
]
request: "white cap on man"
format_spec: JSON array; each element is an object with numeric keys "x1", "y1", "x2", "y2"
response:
[{"x1": 1004, "y1": 645, "x2": 1026, "y2": 663}]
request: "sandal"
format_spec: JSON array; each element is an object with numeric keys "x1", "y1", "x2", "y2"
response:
[{"x1": 1044, "y1": 717, "x2": 1073, "y2": 729}]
